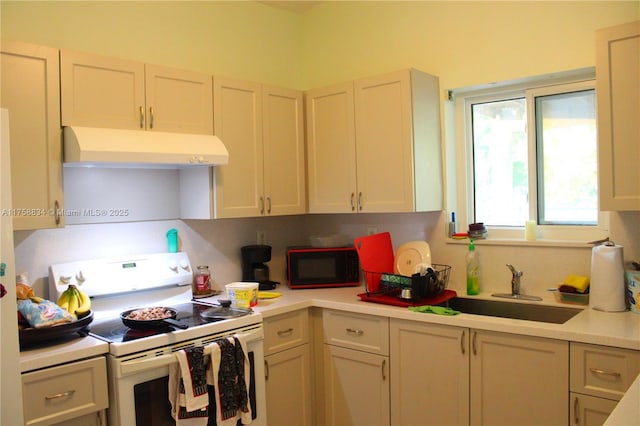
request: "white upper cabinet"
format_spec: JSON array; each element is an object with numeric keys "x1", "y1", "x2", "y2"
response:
[
  {"x1": 212, "y1": 77, "x2": 305, "y2": 218},
  {"x1": 306, "y1": 69, "x2": 443, "y2": 214},
  {"x1": 596, "y1": 20, "x2": 640, "y2": 211},
  {"x1": 262, "y1": 85, "x2": 306, "y2": 216},
  {"x1": 305, "y1": 82, "x2": 358, "y2": 213},
  {"x1": 1, "y1": 41, "x2": 64, "y2": 230},
  {"x1": 61, "y1": 50, "x2": 213, "y2": 134}
]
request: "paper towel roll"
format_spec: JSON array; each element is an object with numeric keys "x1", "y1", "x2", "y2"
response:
[{"x1": 589, "y1": 244, "x2": 626, "y2": 312}]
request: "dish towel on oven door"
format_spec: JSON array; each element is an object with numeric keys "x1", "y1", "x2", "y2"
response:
[
  {"x1": 210, "y1": 335, "x2": 252, "y2": 426},
  {"x1": 169, "y1": 346, "x2": 210, "y2": 425}
]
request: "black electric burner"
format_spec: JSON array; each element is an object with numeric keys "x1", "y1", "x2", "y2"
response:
[{"x1": 89, "y1": 302, "x2": 224, "y2": 343}]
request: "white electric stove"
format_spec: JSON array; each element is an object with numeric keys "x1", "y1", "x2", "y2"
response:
[{"x1": 48, "y1": 252, "x2": 267, "y2": 426}]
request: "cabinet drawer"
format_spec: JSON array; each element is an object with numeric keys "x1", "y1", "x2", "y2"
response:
[
  {"x1": 570, "y1": 342, "x2": 640, "y2": 400},
  {"x1": 264, "y1": 309, "x2": 309, "y2": 355},
  {"x1": 323, "y1": 309, "x2": 389, "y2": 355},
  {"x1": 22, "y1": 357, "x2": 108, "y2": 426}
]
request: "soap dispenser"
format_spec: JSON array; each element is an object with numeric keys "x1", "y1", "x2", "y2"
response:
[{"x1": 466, "y1": 240, "x2": 480, "y2": 295}]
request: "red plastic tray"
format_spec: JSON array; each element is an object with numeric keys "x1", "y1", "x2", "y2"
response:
[{"x1": 357, "y1": 289, "x2": 457, "y2": 307}]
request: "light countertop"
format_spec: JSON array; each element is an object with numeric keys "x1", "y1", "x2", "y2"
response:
[
  {"x1": 251, "y1": 285, "x2": 640, "y2": 350},
  {"x1": 20, "y1": 333, "x2": 108, "y2": 373}
]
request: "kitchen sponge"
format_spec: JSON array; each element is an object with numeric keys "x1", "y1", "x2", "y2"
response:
[{"x1": 560, "y1": 274, "x2": 590, "y2": 293}]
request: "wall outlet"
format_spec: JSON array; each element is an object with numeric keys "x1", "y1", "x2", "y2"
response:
[
  {"x1": 257, "y1": 230, "x2": 267, "y2": 245},
  {"x1": 367, "y1": 226, "x2": 379, "y2": 235}
]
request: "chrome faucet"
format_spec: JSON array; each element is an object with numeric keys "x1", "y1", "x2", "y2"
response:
[
  {"x1": 492, "y1": 264, "x2": 542, "y2": 301},
  {"x1": 506, "y1": 264, "x2": 523, "y2": 295}
]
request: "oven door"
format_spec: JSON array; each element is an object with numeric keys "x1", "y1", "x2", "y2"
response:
[{"x1": 107, "y1": 325, "x2": 266, "y2": 426}]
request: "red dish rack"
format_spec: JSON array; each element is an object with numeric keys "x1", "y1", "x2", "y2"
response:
[{"x1": 357, "y1": 264, "x2": 456, "y2": 307}]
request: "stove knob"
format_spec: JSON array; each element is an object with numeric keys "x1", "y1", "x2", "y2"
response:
[
  {"x1": 59, "y1": 274, "x2": 72, "y2": 285},
  {"x1": 168, "y1": 261, "x2": 178, "y2": 272},
  {"x1": 179, "y1": 261, "x2": 190, "y2": 272},
  {"x1": 75, "y1": 270, "x2": 86, "y2": 285}
]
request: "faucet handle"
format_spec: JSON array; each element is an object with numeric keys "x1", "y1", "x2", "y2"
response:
[{"x1": 506, "y1": 264, "x2": 523, "y2": 277}]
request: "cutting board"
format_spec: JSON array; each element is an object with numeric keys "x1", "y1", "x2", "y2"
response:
[{"x1": 354, "y1": 232, "x2": 395, "y2": 292}]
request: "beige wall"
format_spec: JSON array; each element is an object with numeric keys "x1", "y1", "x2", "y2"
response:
[
  {"x1": 301, "y1": 1, "x2": 639, "y2": 90},
  {"x1": 0, "y1": 1, "x2": 305, "y2": 88},
  {"x1": 3, "y1": 1, "x2": 638, "y2": 90}
]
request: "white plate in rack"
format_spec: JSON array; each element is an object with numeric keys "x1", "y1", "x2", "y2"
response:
[{"x1": 394, "y1": 241, "x2": 432, "y2": 276}]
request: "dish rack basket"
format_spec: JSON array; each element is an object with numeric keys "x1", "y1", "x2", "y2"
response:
[{"x1": 363, "y1": 264, "x2": 451, "y2": 298}]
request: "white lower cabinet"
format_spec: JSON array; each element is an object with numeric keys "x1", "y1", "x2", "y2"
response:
[
  {"x1": 570, "y1": 393, "x2": 618, "y2": 426},
  {"x1": 390, "y1": 319, "x2": 469, "y2": 426},
  {"x1": 322, "y1": 309, "x2": 390, "y2": 426},
  {"x1": 569, "y1": 342, "x2": 640, "y2": 426},
  {"x1": 21, "y1": 357, "x2": 108, "y2": 426},
  {"x1": 470, "y1": 330, "x2": 568, "y2": 426},
  {"x1": 389, "y1": 321, "x2": 568, "y2": 426},
  {"x1": 323, "y1": 345, "x2": 389, "y2": 426},
  {"x1": 264, "y1": 309, "x2": 313, "y2": 426}
]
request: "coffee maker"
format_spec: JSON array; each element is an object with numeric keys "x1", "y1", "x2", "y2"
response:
[{"x1": 241, "y1": 245, "x2": 278, "y2": 290}]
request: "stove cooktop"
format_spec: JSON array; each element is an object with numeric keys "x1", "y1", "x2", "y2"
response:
[{"x1": 89, "y1": 302, "x2": 226, "y2": 343}]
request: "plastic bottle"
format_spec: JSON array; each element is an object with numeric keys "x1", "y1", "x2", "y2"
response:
[{"x1": 466, "y1": 240, "x2": 480, "y2": 295}]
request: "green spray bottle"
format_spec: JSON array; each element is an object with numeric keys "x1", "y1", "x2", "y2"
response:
[{"x1": 466, "y1": 240, "x2": 480, "y2": 295}]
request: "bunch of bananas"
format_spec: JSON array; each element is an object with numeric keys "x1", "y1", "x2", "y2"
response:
[{"x1": 57, "y1": 285, "x2": 91, "y2": 316}]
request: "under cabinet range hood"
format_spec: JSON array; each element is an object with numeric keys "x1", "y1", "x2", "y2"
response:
[{"x1": 63, "y1": 126, "x2": 229, "y2": 168}]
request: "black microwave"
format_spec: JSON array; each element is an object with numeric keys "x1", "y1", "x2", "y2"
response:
[{"x1": 286, "y1": 246, "x2": 360, "y2": 289}]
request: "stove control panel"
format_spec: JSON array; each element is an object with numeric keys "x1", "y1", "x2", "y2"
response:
[{"x1": 49, "y1": 252, "x2": 193, "y2": 300}]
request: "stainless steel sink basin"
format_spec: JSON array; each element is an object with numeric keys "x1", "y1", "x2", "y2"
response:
[{"x1": 445, "y1": 297, "x2": 582, "y2": 324}]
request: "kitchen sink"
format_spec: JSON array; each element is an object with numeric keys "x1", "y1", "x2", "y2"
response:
[{"x1": 444, "y1": 297, "x2": 582, "y2": 324}]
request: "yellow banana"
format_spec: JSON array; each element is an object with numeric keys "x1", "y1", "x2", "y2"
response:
[
  {"x1": 67, "y1": 287, "x2": 79, "y2": 316},
  {"x1": 75, "y1": 287, "x2": 91, "y2": 315},
  {"x1": 57, "y1": 289, "x2": 70, "y2": 310}
]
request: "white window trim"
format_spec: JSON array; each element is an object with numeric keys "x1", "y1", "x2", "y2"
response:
[{"x1": 447, "y1": 68, "x2": 609, "y2": 245}]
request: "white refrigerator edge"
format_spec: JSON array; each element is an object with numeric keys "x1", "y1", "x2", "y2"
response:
[{"x1": 1, "y1": 108, "x2": 25, "y2": 425}]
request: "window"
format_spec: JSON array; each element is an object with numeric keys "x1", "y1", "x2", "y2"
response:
[{"x1": 452, "y1": 72, "x2": 608, "y2": 242}]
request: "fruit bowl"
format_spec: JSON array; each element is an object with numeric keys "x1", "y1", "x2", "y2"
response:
[{"x1": 19, "y1": 310, "x2": 93, "y2": 347}]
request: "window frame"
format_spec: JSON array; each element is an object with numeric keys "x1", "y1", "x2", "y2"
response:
[{"x1": 450, "y1": 70, "x2": 609, "y2": 243}]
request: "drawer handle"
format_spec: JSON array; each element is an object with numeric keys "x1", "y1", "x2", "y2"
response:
[
  {"x1": 573, "y1": 396, "x2": 579, "y2": 425},
  {"x1": 44, "y1": 390, "x2": 75, "y2": 400},
  {"x1": 277, "y1": 328, "x2": 294, "y2": 336},
  {"x1": 589, "y1": 367, "x2": 621, "y2": 378},
  {"x1": 346, "y1": 328, "x2": 364, "y2": 336}
]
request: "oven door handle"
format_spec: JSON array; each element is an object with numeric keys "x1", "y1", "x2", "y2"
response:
[{"x1": 119, "y1": 330, "x2": 261, "y2": 376}]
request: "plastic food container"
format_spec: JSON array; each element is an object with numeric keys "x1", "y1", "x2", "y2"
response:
[
  {"x1": 226, "y1": 282, "x2": 259, "y2": 308},
  {"x1": 554, "y1": 290, "x2": 589, "y2": 305}
]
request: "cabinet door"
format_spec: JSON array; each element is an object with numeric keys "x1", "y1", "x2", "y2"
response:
[
  {"x1": 570, "y1": 342, "x2": 640, "y2": 401},
  {"x1": 305, "y1": 82, "x2": 357, "y2": 213},
  {"x1": 323, "y1": 344, "x2": 390, "y2": 426},
  {"x1": 22, "y1": 357, "x2": 108, "y2": 426},
  {"x1": 213, "y1": 77, "x2": 263, "y2": 218},
  {"x1": 470, "y1": 330, "x2": 568, "y2": 426},
  {"x1": 354, "y1": 70, "x2": 415, "y2": 212},
  {"x1": 570, "y1": 393, "x2": 618, "y2": 426},
  {"x1": 265, "y1": 344, "x2": 313, "y2": 426},
  {"x1": 145, "y1": 64, "x2": 213, "y2": 134},
  {"x1": 390, "y1": 319, "x2": 469, "y2": 426},
  {"x1": 1, "y1": 41, "x2": 63, "y2": 230},
  {"x1": 596, "y1": 21, "x2": 640, "y2": 211},
  {"x1": 61, "y1": 50, "x2": 145, "y2": 129},
  {"x1": 262, "y1": 85, "x2": 306, "y2": 215}
]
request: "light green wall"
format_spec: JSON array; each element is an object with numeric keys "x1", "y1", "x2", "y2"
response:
[
  {"x1": 2, "y1": 1, "x2": 637, "y2": 90},
  {"x1": 301, "y1": 1, "x2": 639, "y2": 90},
  {"x1": 0, "y1": 1, "x2": 305, "y2": 88}
]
